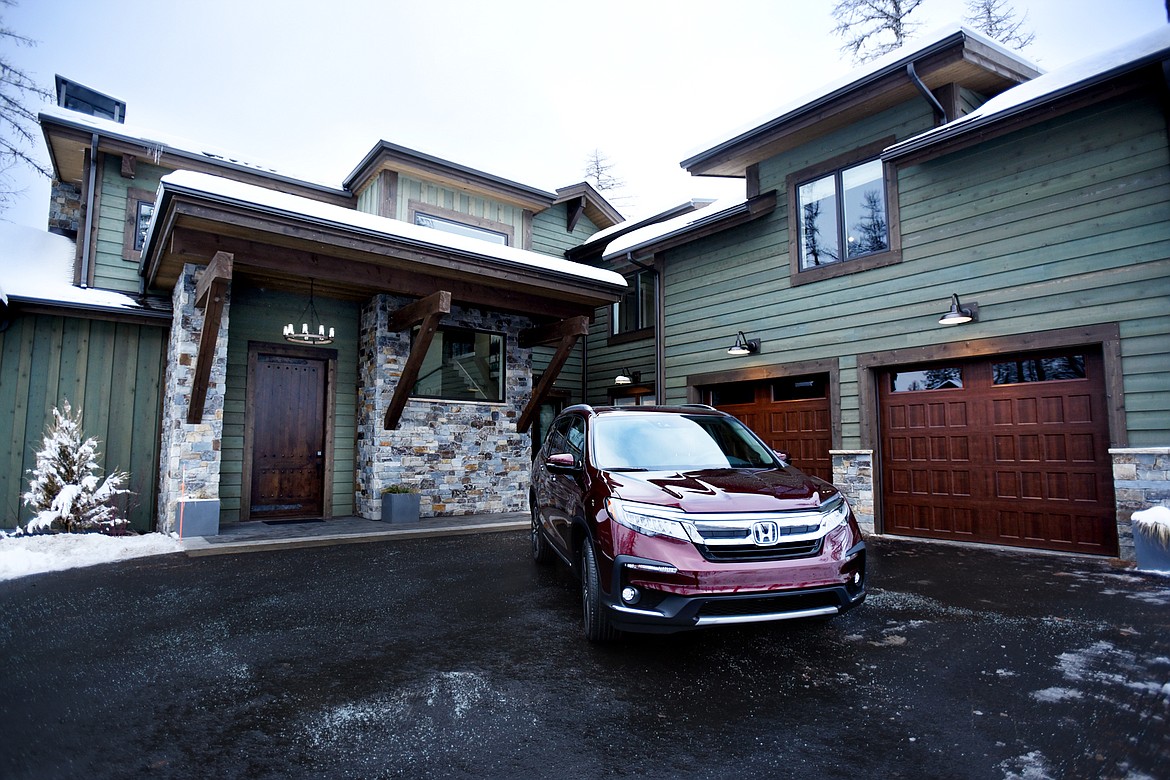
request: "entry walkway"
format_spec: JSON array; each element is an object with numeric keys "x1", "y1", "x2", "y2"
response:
[{"x1": 180, "y1": 512, "x2": 528, "y2": 556}]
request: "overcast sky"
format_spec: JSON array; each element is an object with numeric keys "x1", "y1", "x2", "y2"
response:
[{"x1": 3, "y1": 0, "x2": 1164, "y2": 230}]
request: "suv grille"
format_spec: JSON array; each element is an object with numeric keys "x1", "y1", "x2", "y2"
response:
[{"x1": 697, "y1": 536, "x2": 824, "y2": 562}]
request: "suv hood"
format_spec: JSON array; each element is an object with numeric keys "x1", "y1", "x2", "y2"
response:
[{"x1": 606, "y1": 468, "x2": 835, "y2": 514}]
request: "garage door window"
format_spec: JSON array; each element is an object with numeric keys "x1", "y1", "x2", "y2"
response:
[
  {"x1": 890, "y1": 367, "x2": 963, "y2": 392},
  {"x1": 992, "y1": 354, "x2": 1086, "y2": 384}
]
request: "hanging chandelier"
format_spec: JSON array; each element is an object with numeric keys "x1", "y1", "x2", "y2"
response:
[{"x1": 283, "y1": 279, "x2": 334, "y2": 345}]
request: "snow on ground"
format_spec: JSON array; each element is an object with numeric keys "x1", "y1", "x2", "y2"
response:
[{"x1": 0, "y1": 532, "x2": 183, "y2": 582}]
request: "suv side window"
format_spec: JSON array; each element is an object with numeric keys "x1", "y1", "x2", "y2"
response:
[{"x1": 546, "y1": 416, "x2": 585, "y2": 466}]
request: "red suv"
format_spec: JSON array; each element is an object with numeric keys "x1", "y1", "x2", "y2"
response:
[{"x1": 530, "y1": 405, "x2": 866, "y2": 641}]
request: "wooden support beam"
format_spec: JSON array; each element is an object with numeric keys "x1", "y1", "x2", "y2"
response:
[
  {"x1": 566, "y1": 196, "x2": 586, "y2": 232},
  {"x1": 187, "y1": 252, "x2": 233, "y2": 424},
  {"x1": 518, "y1": 315, "x2": 589, "y2": 348},
  {"x1": 516, "y1": 316, "x2": 591, "y2": 433},
  {"x1": 383, "y1": 291, "x2": 451, "y2": 430}
]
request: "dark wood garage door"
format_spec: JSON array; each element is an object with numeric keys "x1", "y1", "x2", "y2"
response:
[
  {"x1": 879, "y1": 350, "x2": 1117, "y2": 555},
  {"x1": 709, "y1": 375, "x2": 832, "y2": 483}
]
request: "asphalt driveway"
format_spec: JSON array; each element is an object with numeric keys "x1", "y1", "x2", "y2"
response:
[{"x1": 1, "y1": 531, "x2": 1168, "y2": 779}]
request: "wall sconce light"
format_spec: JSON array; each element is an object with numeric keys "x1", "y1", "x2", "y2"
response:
[
  {"x1": 615, "y1": 368, "x2": 640, "y2": 386},
  {"x1": 938, "y1": 293, "x2": 979, "y2": 326},
  {"x1": 727, "y1": 331, "x2": 761, "y2": 356}
]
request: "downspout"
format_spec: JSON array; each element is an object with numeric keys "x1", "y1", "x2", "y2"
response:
[
  {"x1": 79, "y1": 132, "x2": 99, "y2": 289},
  {"x1": 906, "y1": 61, "x2": 948, "y2": 125}
]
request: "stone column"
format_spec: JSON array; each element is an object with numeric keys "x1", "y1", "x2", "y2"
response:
[
  {"x1": 832, "y1": 450, "x2": 874, "y2": 534},
  {"x1": 1109, "y1": 447, "x2": 1170, "y2": 561},
  {"x1": 156, "y1": 263, "x2": 231, "y2": 534}
]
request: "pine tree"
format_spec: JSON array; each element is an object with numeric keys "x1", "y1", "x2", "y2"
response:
[{"x1": 22, "y1": 401, "x2": 131, "y2": 533}]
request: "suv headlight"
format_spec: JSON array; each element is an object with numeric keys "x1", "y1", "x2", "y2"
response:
[
  {"x1": 820, "y1": 493, "x2": 850, "y2": 531},
  {"x1": 605, "y1": 498, "x2": 693, "y2": 542}
]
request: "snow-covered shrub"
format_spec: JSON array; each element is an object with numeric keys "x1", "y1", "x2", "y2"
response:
[{"x1": 22, "y1": 401, "x2": 131, "y2": 534}]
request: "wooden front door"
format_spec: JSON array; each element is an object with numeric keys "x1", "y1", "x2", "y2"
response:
[
  {"x1": 245, "y1": 344, "x2": 335, "y2": 520},
  {"x1": 879, "y1": 350, "x2": 1117, "y2": 555}
]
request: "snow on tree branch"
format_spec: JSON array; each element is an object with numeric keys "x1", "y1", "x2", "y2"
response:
[{"x1": 22, "y1": 401, "x2": 132, "y2": 534}]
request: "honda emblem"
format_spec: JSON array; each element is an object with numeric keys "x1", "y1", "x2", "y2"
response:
[{"x1": 752, "y1": 521, "x2": 780, "y2": 546}]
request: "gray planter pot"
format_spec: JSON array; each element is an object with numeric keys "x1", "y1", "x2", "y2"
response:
[
  {"x1": 380, "y1": 493, "x2": 421, "y2": 523},
  {"x1": 1133, "y1": 529, "x2": 1170, "y2": 574},
  {"x1": 176, "y1": 498, "x2": 220, "y2": 538}
]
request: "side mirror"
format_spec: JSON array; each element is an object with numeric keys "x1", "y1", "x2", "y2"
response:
[
  {"x1": 546, "y1": 452, "x2": 579, "y2": 472},
  {"x1": 774, "y1": 450, "x2": 791, "y2": 465}
]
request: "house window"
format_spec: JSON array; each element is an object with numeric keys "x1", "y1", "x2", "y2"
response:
[
  {"x1": 787, "y1": 138, "x2": 901, "y2": 286},
  {"x1": 797, "y1": 158, "x2": 887, "y2": 269},
  {"x1": 992, "y1": 354, "x2": 1086, "y2": 384},
  {"x1": 890, "y1": 367, "x2": 964, "y2": 392},
  {"x1": 612, "y1": 270, "x2": 656, "y2": 335},
  {"x1": 122, "y1": 187, "x2": 156, "y2": 261},
  {"x1": 413, "y1": 211, "x2": 509, "y2": 245},
  {"x1": 413, "y1": 327, "x2": 505, "y2": 402}
]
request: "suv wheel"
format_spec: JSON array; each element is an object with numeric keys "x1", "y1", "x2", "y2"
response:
[
  {"x1": 531, "y1": 499, "x2": 554, "y2": 565},
  {"x1": 581, "y1": 541, "x2": 618, "y2": 642}
]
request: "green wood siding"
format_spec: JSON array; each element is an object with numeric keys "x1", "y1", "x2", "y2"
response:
[
  {"x1": 656, "y1": 92, "x2": 1170, "y2": 447},
  {"x1": 531, "y1": 205, "x2": 599, "y2": 257},
  {"x1": 93, "y1": 157, "x2": 169, "y2": 293},
  {"x1": 393, "y1": 175, "x2": 528, "y2": 245},
  {"x1": 0, "y1": 313, "x2": 166, "y2": 531},
  {"x1": 220, "y1": 286, "x2": 361, "y2": 524}
]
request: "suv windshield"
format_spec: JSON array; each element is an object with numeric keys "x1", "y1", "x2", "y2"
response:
[{"x1": 591, "y1": 413, "x2": 780, "y2": 471}]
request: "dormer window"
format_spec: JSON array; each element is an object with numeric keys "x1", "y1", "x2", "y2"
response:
[
  {"x1": 414, "y1": 211, "x2": 509, "y2": 246},
  {"x1": 787, "y1": 139, "x2": 902, "y2": 286}
]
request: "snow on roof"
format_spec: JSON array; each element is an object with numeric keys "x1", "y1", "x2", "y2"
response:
[
  {"x1": 580, "y1": 198, "x2": 717, "y2": 250},
  {"x1": 601, "y1": 196, "x2": 750, "y2": 260},
  {"x1": 0, "y1": 222, "x2": 145, "y2": 312},
  {"x1": 885, "y1": 25, "x2": 1170, "y2": 158},
  {"x1": 682, "y1": 23, "x2": 1039, "y2": 168},
  {"x1": 39, "y1": 105, "x2": 339, "y2": 191},
  {"x1": 155, "y1": 171, "x2": 627, "y2": 290}
]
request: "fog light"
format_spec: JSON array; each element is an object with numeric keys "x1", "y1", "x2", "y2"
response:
[
  {"x1": 621, "y1": 586, "x2": 640, "y2": 605},
  {"x1": 851, "y1": 571, "x2": 862, "y2": 585}
]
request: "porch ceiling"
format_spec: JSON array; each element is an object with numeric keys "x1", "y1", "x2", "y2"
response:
[{"x1": 144, "y1": 178, "x2": 625, "y2": 320}]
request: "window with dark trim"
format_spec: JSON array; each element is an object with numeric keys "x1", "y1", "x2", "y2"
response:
[
  {"x1": 413, "y1": 326, "x2": 505, "y2": 402},
  {"x1": 612, "y1": 269, "x2": 656, "y2": 335},
  {"x1": 787, "y1": 139, "x2": 901, "y2": 285},
  {"x1": 122, "y1": 187, "x2": 156, "y2": 262},
  {"x1": 414, "y1": 211, "x2": 508, "y2": 245},
  {"x1": 890, "y1": 367, "x2": 964, "y2": 392},
  {"x1": 992, "y1": 354, "x2": 1086, "y2": 385}
]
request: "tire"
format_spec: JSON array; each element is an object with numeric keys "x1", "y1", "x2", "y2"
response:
[
  {"x1": 581, "y1": 541, "x2": 618, "y2": 642},
  {"x1": 531, "y1": 499, "x2": 554, "y2": 565}
]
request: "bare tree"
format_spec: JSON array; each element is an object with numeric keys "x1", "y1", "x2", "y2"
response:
[
  {"x1": 0, "y1": 0, "x2": 52, "y2": 212},
  {"x1": 832, "y1": 0, "x2": 928, "y2": 64},
  {"x1": 965, "y1": 0, "x2": 1035, "y2": 49},
  {"x1": 583, "y1": 148, "x2": 624, "y2": 192}
]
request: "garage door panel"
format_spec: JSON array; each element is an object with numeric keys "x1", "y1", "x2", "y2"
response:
[{"x1": 880, "y1": 350, "x2": 1116, "y2": 555}]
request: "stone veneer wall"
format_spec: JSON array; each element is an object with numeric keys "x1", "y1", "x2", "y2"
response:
[
  {"x1": 831, "y1": 450, "x2": 874, "y2": 534},
  {"x1": 356, "y1": 295, "x2": 534, "y2": 519},
  {"x1": 1109, "y1": 447, "x2": 1170, "y2": 562},
  {"x1": 156, "y1": 264, "x2": 231, "y2": 533},
  {"x1": 48, "y1": 181, "x2": 82, "y2": 237}
]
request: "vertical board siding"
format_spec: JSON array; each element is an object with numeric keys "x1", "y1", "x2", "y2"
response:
[
  {"x1": 653, "y1": 93, "x2": 1169, "y2": 449},
  {"x1": 397, "y1": 175, "x2": 528, "y2": 241},
  {"x1": 0, "y1": 313, "x2": 166, "y2": 531},
  {"x1": 221, "y1": 285, "x2": 360, "y2": 523},
  {"x1": 93, "y1": 157, "x2": 167, "y2": 293}
]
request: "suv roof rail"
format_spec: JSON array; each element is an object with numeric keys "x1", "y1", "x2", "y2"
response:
[
  {"x1": 561, "y1": 403, "x2": 595, "y2": 415},
  {"x1": 680, "y1": 403, "x2": 717, "y2": 411}
]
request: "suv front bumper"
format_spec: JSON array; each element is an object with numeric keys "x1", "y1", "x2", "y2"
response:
[{"x1": 603, "y1": 543, "x2": 867, "y2": 634}]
